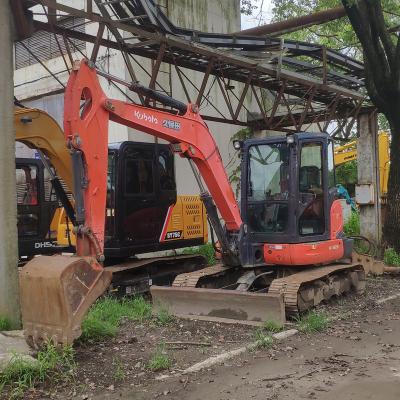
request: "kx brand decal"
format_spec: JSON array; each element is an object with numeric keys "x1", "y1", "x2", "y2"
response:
[
  {"x1": 165, "y1": 230, "x2": 182, "y2": 240},
  {"x1": 34, "y1": 241, "x2": 56, "y2": 249},
  {"x1": 133, "y1": 110, "x2": 158, "y2": 124},
  {"x1": 162, "y1": 119, "x2": 181, "y2": 131}
]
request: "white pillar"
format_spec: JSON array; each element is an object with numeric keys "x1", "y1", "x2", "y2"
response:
[
  {"x1": 0, "y1": 0, "x2": 21, "y2": 328},
  {"x1": 357, "y1": 112, "x2": 381, "y2": 245}
]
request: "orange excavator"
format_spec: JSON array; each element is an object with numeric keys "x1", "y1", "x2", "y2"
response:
[{"x1": 20, "y1": 60, "x2": 365, "y2": 346}]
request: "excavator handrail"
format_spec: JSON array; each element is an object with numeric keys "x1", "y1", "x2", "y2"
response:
[
  {"x1": 15, "y1": 107, "x2": 73, "y2": 192},
  {"x1": 64, "y1": 59, "x2": 242, "y2": 258}
]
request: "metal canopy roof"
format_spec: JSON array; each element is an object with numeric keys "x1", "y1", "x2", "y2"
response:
[{"x1": 16, "y1": 0, "x2": 372, "y2": 137}]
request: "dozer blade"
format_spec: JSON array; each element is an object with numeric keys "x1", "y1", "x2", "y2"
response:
[
  {"x1": 151, "y1": 286, "x2": 285, "y2": 326},
  {"x1": 20, "y1": 255, "x2": 112, "y2": 348}
]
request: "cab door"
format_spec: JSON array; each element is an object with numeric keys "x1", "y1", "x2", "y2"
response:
[{"x1": 119, "y1": 143, "x2": 159, "y2": 245}]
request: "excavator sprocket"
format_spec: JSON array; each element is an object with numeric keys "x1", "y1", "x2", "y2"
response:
[
  {"x1": 20, "y1": 255, "x2": 112, "y2": 348},
  {"x1": 269, "y1": 263, "x2": 366, "y2": 316}
]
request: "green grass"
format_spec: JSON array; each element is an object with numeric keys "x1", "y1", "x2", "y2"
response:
[
  {"x1": 81, "y1": 296, "x2": 152, "y2": 341},
  {"x1": 147, "y1": 346, "x2": 171, "y2": 372},
  {"x1": 0, "y1": 341, "x2": 75, "y2": 399},
  {"x1": 384, "y1": 248, "x2": 400, "y2": 266},
  {"x1": 155, "y1": 306, "x2": 173, "y2": 326},
  {"x1": 263, "y1": 320, "x2": 284, "y2": 333},
  {"x1": 254, "y1": 329, "x2": 274, "y2": 349},
  {"x1": 295, "y1": 311, "x2": 330, "y2": 334},
  {"x1": 0, "y1": 316, "x2": 11, "y2": 331},
  {"x1": 181, "y1": 243, "x2": 216, "y2": 265},
  {"x1": 112, "y1": 357, "x2": 125, "y2": 382}
]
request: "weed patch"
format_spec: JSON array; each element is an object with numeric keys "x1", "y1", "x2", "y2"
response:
[
  {"x1": 0, "y1": 341, "x2": 75, "y2": 399},
  {"x1": 81, "y1": 296, "x2": 152, "y2": 341},
  {"x1": 0, "y1": 316, "x2": 11, "y2": 331},
  {"x1": 181, "y1": 243, "x2": 216, "y2": 265},
  {"x1": 254, "y1": 329, "x2": 274, "y2": 349},
  {"x1": 295, "y1": 311, "x2": 329, "y2": 333},
  {"x1": 147, "y1": 346, "x2": 171, "y2": 372},
  {"x1": 384, "y1": 248, "x2": 400, "y2": 266},
  {"x1": 263, "y1": 320, "x2": 283, "y2": 333},
  {"x1": 112, "y1": 357, "x2": 125, "y2": 382},
  {"x1": 155, "y1": 307, "x2": 173, "y2": 326}
]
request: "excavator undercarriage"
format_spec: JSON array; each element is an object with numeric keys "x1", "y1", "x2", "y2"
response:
[{"x1": 151, "y1": 260, "x2": 365, "y2": 325}]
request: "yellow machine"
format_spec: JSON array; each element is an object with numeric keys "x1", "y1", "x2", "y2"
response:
[{"x1": 334, "y1": 132, "x2": 390, "y2": 197}]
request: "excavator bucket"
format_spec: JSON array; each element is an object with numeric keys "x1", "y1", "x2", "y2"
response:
[{"x1": 20, "y1": 255, "x2": 112, "y2": 348}]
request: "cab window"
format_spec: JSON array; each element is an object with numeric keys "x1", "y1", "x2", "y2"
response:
[{"x1": 298, "y1": 143, "x2": 325, "y2": 236}]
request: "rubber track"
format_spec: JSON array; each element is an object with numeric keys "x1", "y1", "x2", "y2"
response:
[
  {"x1": 172, "y1": 264, "x2": 230, "y2": 288},
  {"x1": 269, "y1": 263, "x2": 364, "y2": 315}
]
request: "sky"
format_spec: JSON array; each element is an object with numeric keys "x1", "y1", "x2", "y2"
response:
[{"x1": 241, "y1": 0, "x2": 274, "y2": 30}]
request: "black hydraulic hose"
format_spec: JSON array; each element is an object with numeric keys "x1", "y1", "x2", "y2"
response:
[
  {"x1": 348, "y1": 235, "x2": 377, "y2": 257},
  {"x1": 208, "y1": 217, "x2": 222, "y2": 254},
  {"x1": 129, "y1": 82, "x2": 188, "y2": 114}
]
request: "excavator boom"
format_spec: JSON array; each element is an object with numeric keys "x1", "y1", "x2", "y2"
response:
[{"x1": 15, "y1": 108, "x2": 73, "y2": 192}]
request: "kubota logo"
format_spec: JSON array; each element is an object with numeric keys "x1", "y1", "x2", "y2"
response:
[{"x1": 134, "y1": 110, "x2": 158, "y2": 124}]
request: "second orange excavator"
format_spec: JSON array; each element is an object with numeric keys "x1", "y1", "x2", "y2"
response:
[{"x1": 20, "y1": 59, "x2": 365, "y2": 346}]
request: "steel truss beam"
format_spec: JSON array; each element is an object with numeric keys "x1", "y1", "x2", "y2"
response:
[{"x1": 16, "y1": 0, "x2": 372, "y2": 134}]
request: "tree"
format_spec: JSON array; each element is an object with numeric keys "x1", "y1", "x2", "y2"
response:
[
  {"x1": 271, "y1": 0, "x2": 399, "y2": 57},
  {"x1": 241, "y1": 0, "x2": 258, "y2": 15},
  {"x1": 340, "y1": 1, "x2": 400, "y2": 251}
]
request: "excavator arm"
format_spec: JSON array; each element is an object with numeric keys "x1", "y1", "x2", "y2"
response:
[
  {"x1": 15, "y1": 107, "x2": 76, "y2": 226},
  {"x1": 64, "y1": 60, "x2": 242, "y2": 263},
  {"x1": 14, "y1": 107, "x2": 73, "y2": 192}
]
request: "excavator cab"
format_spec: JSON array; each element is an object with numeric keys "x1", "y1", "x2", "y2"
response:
[
  {"x1": 240, "y1": 132, "x2": 352, "y2": 268},
  {"x1": 16, "y1": 158, "x2": 73, "y2": 261}
]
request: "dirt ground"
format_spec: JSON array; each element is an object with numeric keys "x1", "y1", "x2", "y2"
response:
[{"x1": 22, "y1": 275, "x2": 400, "y2": 399}]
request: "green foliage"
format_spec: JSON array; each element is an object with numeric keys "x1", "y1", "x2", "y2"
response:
[
  {"x1": 335, "y1": 160, "x2": 358, "y2": 195},
  {"x1": 384, "y1": 248, "x2": 400, "y2": 267},
  {"x1": 263, "y1": 320, "x2": 284, "y2": 333},
  {"x1": 81, "y1": 296, "x2": 152, "y2": 341},
  {"x1": 0, "y1": 316, "x2": 11, "y2": 331},
  {"x1": 156, "y1": 306, "x2": 173, "y2": 326},
  {"x1": 343, "y1": 211, "x2": 360, "y2": 236},
  {"x1": 147, "y1": 346, "x2": 172, "y2": 372},
  {"x1": 295, "y1": 311, "x2": 330, "y2": 333},
  {"x1": 0, "y1": 341, "x2": 75, "y2": 399},
  {"x1": 254, "y1": 329, "x2": 274, "y2": 349},
  {"x1": 271, "y1": 0, "x2": 400, "y2": 59},
  {"x1": 181, "y1": 243, "x2": 216, "y2": 265},
  {"x1": 240, "y1": 0, "x2": 258, "y2": 15}
]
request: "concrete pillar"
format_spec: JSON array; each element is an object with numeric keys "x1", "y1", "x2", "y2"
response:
[
  {"x1": 0, "y1": 1, "x2": 21, "y2": 328},
  {"x1": 356, "y1": 112, "x2": 381, "y2": 245}
]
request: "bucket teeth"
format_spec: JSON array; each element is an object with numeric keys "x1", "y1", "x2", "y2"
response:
[{"x1": 20, "y1": 255, "x2": 112, "y2": 348}]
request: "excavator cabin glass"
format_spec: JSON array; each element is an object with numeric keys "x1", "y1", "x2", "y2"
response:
[
  {"x1": 241, "y1": 133, "x2": 339, "y2": 247},
  {"x1": 247, "y1": 142, "x2": 289, "y2": 234}
]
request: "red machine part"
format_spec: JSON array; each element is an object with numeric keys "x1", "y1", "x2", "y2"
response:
[{"x1": 263, "y1": 199, "x2": 346, "y2": 266}]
